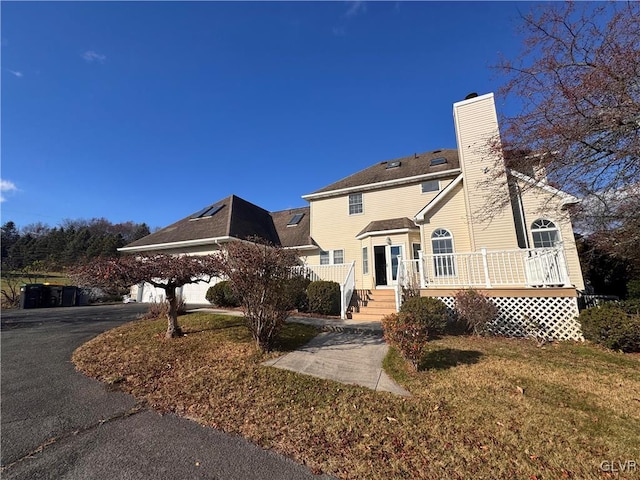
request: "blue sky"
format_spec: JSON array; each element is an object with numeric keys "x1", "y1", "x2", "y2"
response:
[{"x1": 2, "y1": 1, "x2": 538, "y2": 230}]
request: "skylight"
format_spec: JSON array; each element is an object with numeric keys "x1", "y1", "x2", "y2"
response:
[
  {"x1": 287, "y1": 213, "x2": 304, "y2": 226},
  {"x1": 386, "y1": 161, "x2": 401, "y2": 169},
  {"x1": 190, "y1": 203, "x2": 224, "y2": 220},
  {"x1": 430, "y1": 157, "x2": 447, "y2": 166}
]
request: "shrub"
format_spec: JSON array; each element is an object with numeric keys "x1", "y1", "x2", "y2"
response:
[
  {"x1": 307, "y1": 280, "x2": 341, "y2": 316},
  {"x1": 627, "y1": 279, "x2": 640, "y2": 300},
  {"x1": 283, "y1": 275, "x2": 311, "y2": 312},
  {"x1": 399, "y1": 296, "x2": 449, "y2": 335},
  {"x1": 382, "y1": 312, "x2": 430, "y2": 370},
  {"x1": 205, "y1": 281, "x2": 240, "y2": 308},
  {"x1": 454, "y1": 289, "x2": 498, "y2": 336},
  {"x1": 580, "y1": 303, "x2": 640, "y2": 353}
]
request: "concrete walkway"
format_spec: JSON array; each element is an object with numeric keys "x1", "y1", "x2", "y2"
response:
[
  {"x1": 263, "y1": 330, "x2": 410, "y2": 396},
  {"x1": 189, "y1": 308, "x2": 410, "y2": 396}
]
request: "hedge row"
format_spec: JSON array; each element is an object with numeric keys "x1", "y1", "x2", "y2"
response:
[{"x1": 206, "y1": 277, "x2": 341, "y2": 316}]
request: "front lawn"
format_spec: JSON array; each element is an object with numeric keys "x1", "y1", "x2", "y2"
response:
[{"x1": 73, "y1": 313, "x2": 640, "y2": 479}]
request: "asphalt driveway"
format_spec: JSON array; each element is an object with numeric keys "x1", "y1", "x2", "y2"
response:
[{"x1": 1, "y1": 304, "x2": 331, "y2": 479}]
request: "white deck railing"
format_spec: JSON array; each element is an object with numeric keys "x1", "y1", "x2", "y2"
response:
[
  {"x1": 396, "y1": 245, "x2": 571, "y2": 310},
  {"x1": 410, "y1": 245, "x2": 570, "y2": 289},
  {"x1": 290, "y1": 262, "x2": 356, "y2": 319}
]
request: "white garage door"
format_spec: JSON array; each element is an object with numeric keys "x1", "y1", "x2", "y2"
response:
[{"x1": 180, "y1": 277, "x2": 221, "y2": 305}]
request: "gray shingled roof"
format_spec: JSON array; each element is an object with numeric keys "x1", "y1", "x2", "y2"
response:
[
  {"x1": 309, "y1": 149, "x2": 459, "y2": 195},
  {"x1": 271, "y1": 207, "x2": 314, "y2": 248},
  {"x1": 122, "y1": 195, "x2": 313, "y2": 251},
  {"x1": 356, "y1": 218, "x2": 418, "y2": 238}
]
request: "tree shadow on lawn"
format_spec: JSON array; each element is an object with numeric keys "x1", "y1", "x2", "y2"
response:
[
  {"x1": 419, "y1": 347, "x2": 483, "y2": 371},
  {"x1": 179, "y1": 314, "x2": 319, "y2": 352},
  {"x1": 179, "y1": 314, "x2": 245, "y2": 335}
]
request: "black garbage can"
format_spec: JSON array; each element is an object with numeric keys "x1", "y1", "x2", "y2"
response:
[
  {"x1": 20, "y1": 284, "x2": 44, "y2": 309},
  {"x1": 43, "y1": 285, "x2": 64, "y2": 308},
  {"x1": 62, "y1": 286, "x2": 77, "y2": 307}
]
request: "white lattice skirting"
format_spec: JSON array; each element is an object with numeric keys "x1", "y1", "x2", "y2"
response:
[{"x1": 436, "y1": 295, "x2": 583, "y2": 341}]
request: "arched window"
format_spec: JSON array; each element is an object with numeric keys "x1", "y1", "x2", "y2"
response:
[
  {"x1": 531, "y1": 219, "x2": 560, "y2": 248},
  {"x1": 431, "y1": 229, "x2": 455, "y2": 276}
]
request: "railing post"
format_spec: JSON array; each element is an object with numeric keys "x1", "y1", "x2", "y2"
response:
[
  {"x1": 556, "y1": 242, "x2": 570, "y2": 287},
  {"x1": 418, "y1": 250, "x2": 426, "y2": 288},
  {"x1": 395, "y1": 256, "x2": 404, "y2": 312},
  {"x1": 481, "y1": 248, "x2": 491, "y2": 288}
]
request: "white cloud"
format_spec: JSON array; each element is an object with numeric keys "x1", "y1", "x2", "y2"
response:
[
  {"x1": 8, "y1": 69, "x2": 23, "y2": 78},
  {"x1": 82, "y1": 50, "x2": 106, "y2": 63},
  {"x1": 345, "y1": 1, "x2": 366, "y2": 17},
  {"x1": 0, "y1": 179, "x2": 18, "y2": 203}
]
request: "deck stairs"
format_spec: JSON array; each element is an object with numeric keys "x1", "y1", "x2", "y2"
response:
[{"x1": 350, "y1": 289, "x2": 396, "y2": 322}]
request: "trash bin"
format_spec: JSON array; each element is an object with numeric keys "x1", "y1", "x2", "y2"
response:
[
  {"x1": 62, "y1": 286, "x2": 77, "y2": 307},
  {"x1": 43, "y1": 285, "x2": 64, "y2": 308},
  {"x1": 20, "y1": 284, "x2": 44, "y2": 309}
]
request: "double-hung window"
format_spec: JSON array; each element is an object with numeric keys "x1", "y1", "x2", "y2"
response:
[
  {"x1": 320, "y1": 249, "x2": 344, "y2": 265},
  {"x1": 349, "y1": 193, "x2": 363, "y2": 215}
]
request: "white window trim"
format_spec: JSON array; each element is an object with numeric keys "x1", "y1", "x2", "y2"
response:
[
  {"x1": 349, "y1": 193, "x2": 364, "y2": 216},
  {"x1": 320, "y1": 249, "x2": 345, "y2": 265},
  {"x1": 431, "y1": 228, "x2": 456, "y2": 277},
  {"x1": 362, "y1": 247, "x2": 369, "y2": 275},
  {"x1": 530, "y1": 218, "x2": 562, "y2": 248},
  {"x1": 421, "y1": 180, "x2": 440, "y2": 194}
]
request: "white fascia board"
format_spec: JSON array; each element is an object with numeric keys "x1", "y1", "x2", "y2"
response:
[
  {"x1": 302, "y1": 169, "x2": 461, "y2": 201},
  {"x1": 355, "y1": 228, "x2": 415, "y2": 241},
  {"x1": 283, "y1": 244, "x2": 318, "y2": 251},
  {"x1": 117, "y1": 236, "x2": 236, "y2": 253},
  {"x1": 508, "y1": 169, "x2": 580, "y2": 205},
  {"x1": 414, "y1": 174, "x2": 464, "y2": 222}
]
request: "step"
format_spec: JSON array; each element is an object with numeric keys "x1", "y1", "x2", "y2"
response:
[
  {"x1": 350, "y1": 312, "x2": 391, "y2": 322},
  {"x1": 369, "y1": 289, "x2": 396, "y2": 297},
  {"x1": 360, "y1": 302, "x2": 397, "y2": 311}
]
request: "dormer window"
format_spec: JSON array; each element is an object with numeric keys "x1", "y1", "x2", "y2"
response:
[{"x1": 287, "y1": 213, "x2": 304, "y2": 226}]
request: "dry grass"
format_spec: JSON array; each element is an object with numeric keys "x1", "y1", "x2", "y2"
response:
[{"x1": 73, "y1": 313, "x2": 640, "y2": 479}]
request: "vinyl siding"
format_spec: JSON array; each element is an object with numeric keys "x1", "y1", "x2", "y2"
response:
[
  {"x1": 309, "y1": 178, "x2": 457, "y2": 288},
  {"x1": 517, "y1": 180, "x2": 585, "y2": 290},
  {"x1": 419, "y1": 182, "x2": 472, "y2": 255},
  {"x1": 453, "y1": 93, "x2": 520, "y2": 251}
]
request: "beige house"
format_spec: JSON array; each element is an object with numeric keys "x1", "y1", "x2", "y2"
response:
[{"x1": 120, "y1": 93, "x2": 585, "y2": 340}]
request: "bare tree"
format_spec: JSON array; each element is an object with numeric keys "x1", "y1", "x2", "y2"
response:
[
  {"x1": 212, "y1": 240, "x2": 299, "y2": 352},
  {"x1": 493, "y1": 1, "x2": 640, "y2": 220},
  {"x1": 71, "y1": 254, "x2": 220, "y2": 338}
]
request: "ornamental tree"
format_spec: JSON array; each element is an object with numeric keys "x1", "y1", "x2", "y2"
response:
[
  {"x1": 211, "y1": 239, "x2": 299, "y2": 352},
  {"x1": 494, "y1": 1, "x2": 639, "y2": 207},
  {"x1": 71, "y1": 254, "x2": 220, "y2": 338}
]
